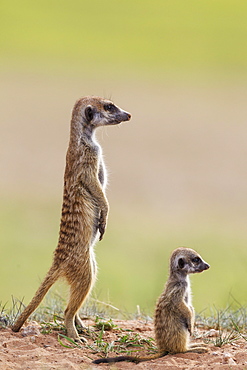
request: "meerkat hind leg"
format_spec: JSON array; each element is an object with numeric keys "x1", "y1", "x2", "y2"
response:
[
  {"x1": 64, "y1": 286, "x2": 91, "y2": 343},
  {"x1": 65, "y1": 312, "x2": 87, "y2": 343}
]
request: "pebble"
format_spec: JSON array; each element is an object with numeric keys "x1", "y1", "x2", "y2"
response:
[
  {"x1": 206, "y1": 329, "x2": 219, "y2": 337},
  {"x1": 222, "y1": 352, "x2": 236, "y2": 365},
  {"x1": 21, "y1": 325, "x2": 40, "y2": 337}
]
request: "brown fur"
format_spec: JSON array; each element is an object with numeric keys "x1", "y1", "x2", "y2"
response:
[
  {"x1": 12, "y1": 96, "x2": 131, "y2": 341},
  {"x1": 93, "y1": 247, "x2": 210, "y2": 364}
]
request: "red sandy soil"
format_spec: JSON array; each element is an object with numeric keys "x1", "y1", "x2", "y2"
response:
[{"x1": 0, "y1": 320, "x2": 247, "y2": 369}]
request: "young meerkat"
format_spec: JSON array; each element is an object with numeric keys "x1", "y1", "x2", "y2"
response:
[
  {"x1": 12, "y1": 96, "x2": 131, "y2": 342},
  {"x1": 93, "y1": 247, "x2": 210, "y2": 364}
]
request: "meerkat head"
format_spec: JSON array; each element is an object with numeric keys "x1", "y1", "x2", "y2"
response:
[
  {"x1": 72, "y1": 96, "x2": 131, "y2": 130},
  {"x1": 171, "y1": 247, "x2": 210, "y2": 276}
]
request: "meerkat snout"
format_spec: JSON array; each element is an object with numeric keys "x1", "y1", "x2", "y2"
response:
[
  {"x1": 202, "y1": 262, "x2": 210, "y2": 270},
  {"x1": 122, "y1": 111, "x2": 131, "y2": 121}
]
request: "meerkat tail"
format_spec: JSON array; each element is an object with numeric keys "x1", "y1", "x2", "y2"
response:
[
  {"x1": 92, "y1": 352, "x2": 167, "y2": 364},
  {"x1": 92, "y1": 356, "x2": 140, "y2": 364},
  {"x1": 12, "y1": 266, "x2": 60, "y2": 332}
]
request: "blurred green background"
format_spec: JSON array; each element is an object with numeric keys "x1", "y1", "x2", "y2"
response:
[{"x1": 1, "y1": 0, "x2": 247, "y2": 316}]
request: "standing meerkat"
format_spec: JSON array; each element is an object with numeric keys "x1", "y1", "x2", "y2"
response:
[
  {"x1": 93, "y1": 247, "x2": 210, "y2": 364},
  {"x1": 12, "y1": 96, "x2": 131, "y2": 342}
]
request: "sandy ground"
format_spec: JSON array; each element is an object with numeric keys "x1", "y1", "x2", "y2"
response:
[{"x1": 1, "y1": 319, "x2": 247, "y2": 370}]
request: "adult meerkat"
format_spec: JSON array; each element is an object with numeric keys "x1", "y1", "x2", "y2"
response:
[
  {"x1": 12, "y1": 96, "x2": 131, "y2": 342},
  {"x1": 93, "y1": 247, "x2": 210, "y2": 364}
]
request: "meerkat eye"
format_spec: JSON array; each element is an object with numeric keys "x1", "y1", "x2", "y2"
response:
[
  {"x1": 104, "y1": 103, "x2": 116, "y2": 112},
  {"x1": 192, "y1": 257, "x2": 201, "y2": 264}
]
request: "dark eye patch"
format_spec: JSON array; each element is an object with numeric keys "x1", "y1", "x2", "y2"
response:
[
  {"x1": 178, "y1": 258, "x2": 185, "y2": 269},
  {"x1": 104, "y1": 103, "x2": 116, "y2": 112},
  {"x1": 85, "y1": 106, "x2": 94, "y2": 122},
  {"x1": 192, "y1": 257, "x2": 201, "y2": 263}
]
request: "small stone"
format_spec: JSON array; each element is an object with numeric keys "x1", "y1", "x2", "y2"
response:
[
  {"x1": 206, "y1": 329, "x2": 219, "y2": 337},
  {"x1": 223, "y1": 352, "x2": 231, "y2": 358},
  {"x1": 228, "y1": 358, "x2": 236, "y2": 366},
  {"x1": 222, "y1": 352, "x2": 236, "y2": 365},
  {"x1": 21, "y1": 325, "x2": 40, "y2": 337}
]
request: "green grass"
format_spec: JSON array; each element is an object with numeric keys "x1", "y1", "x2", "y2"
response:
[
  {"x1": 196, "y1": 304, "x2": 247, "y2": 347},
  {"x1": 1, "y1": 0, "x2": 247, "y2": 78}
]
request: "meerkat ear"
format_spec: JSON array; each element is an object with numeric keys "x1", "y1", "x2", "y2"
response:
[
  {"x1": 85, "y1": 106, "x2": 94, "y2": 122},
  {"x1": 178, "y1": 258, "x2": 185, "y2": 269}
]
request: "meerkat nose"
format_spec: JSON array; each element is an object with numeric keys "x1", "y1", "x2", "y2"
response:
[
  {"x1": 125, "y1": 112, "x2": 131, "y2": 120},
  {"x1": 204, "y1": 263, "x2": 210, "y2": 270}
]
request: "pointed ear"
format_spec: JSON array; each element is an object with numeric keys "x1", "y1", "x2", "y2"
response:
[
  {"x1": 85, "y1": 106, "x2": 94, "y2": 122},
  {"x1": 178, "y1": 258, "x2": 185, "y2": 269}
]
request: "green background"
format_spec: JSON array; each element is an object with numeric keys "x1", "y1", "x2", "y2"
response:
[{"x1": 1, "y1": 0, "x2": 247, "y2": 316}]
